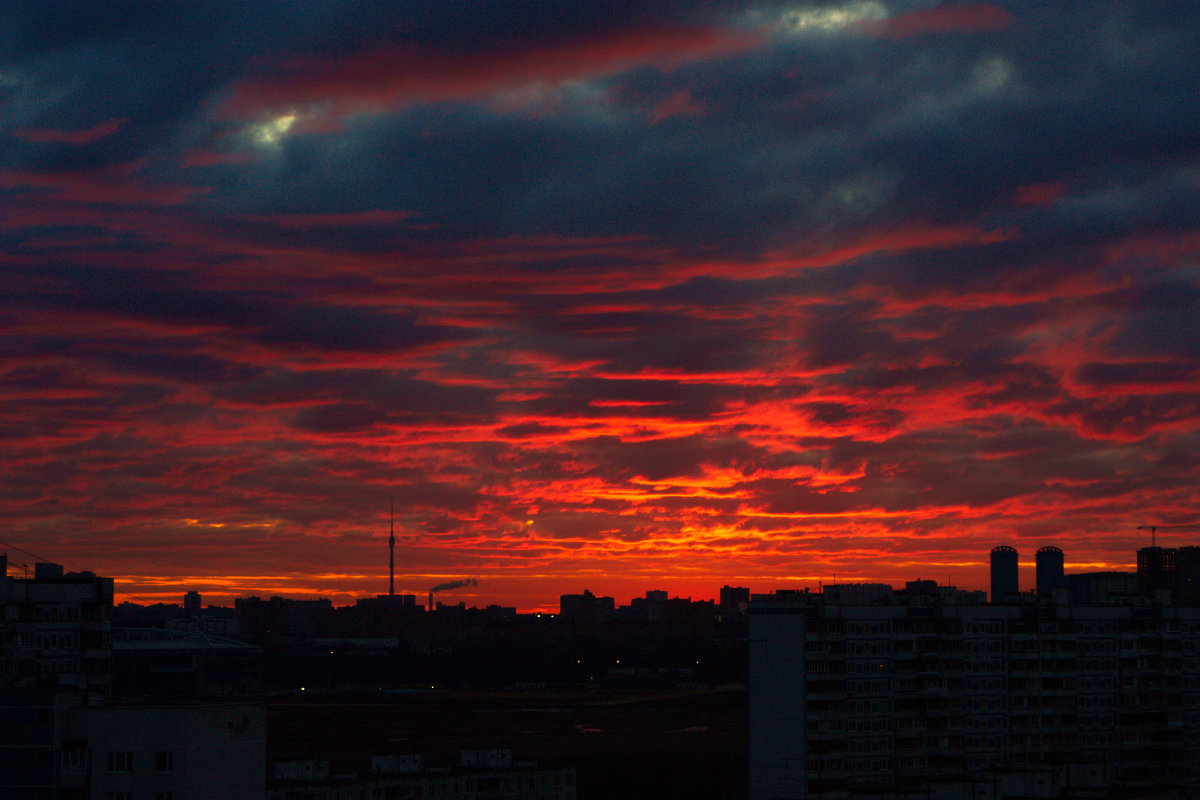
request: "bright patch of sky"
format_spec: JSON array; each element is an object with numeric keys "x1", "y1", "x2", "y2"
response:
[
  {"x1": 251, "y1": 112, "x2": 297, "y2": 144},
  {"x1": 489, "y1": 80, "x2": 622, "y2": 122},
  {"x1": 971, "y1": 56, "x2": 1014, "y2": 94},
  {"x1": 749, "y1": 1, "x2": 889, "y2": 34}
]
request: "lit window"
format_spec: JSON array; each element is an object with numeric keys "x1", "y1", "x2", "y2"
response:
[{"x1": 154, "y1": 751, "x2": 174, "y2": 773}]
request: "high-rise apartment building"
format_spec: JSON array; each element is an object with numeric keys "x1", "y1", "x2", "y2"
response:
[
  {"x1": 1179, "y1": 547, "x2": 1200, "y2": 606},
  {"x1": 749, "y1": 581, "x2": 1200, "y2": 800},
  {"x1": 990, "y1": 546, "x2": 1019, "y2": 602},
  {"x1": 1138, "y1": 547, "x2": 1178, "y2": 597},
  {"x1": 1035, "y1": 546, "x2": 1065, "y2": 598},
  {"x1": 0, "y1": 560, "x2": 113, "y2": 697},
  {"x1": 1, "y1": 559, "x2": 264, "y2": 799},
  {"x1": 1138, "y1": 546, "x2": 1200, "y2": 605}
]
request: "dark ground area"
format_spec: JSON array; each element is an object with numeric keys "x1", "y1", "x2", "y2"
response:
[{"x1": 269, "y1": 685, "x2": 748, "y2": 800}]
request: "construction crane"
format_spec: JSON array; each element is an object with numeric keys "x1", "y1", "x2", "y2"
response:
[{"x1": 1137, "y1": 523, "x2": 1200, "y2": 548}]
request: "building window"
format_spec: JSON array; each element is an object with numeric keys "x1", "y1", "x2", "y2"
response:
[
  {"x1": 107, "y1": 752, "x2": 133, "y2": 773},
  {"x1": 61, "y1": 747, "x2": 87, "y2": 771},
  {"x1": 154, "y1": 751, "x2": 174, "y2": 773}
]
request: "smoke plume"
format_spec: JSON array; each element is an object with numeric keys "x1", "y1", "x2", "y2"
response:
[{"x1": 429, "y1": 578, "x2": 478, "y2": 593}]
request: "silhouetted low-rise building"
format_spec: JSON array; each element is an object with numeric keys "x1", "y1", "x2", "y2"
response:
[
  {"x1": 720, "y1": 585, "x2": 751, "y2": 619},
  {"x1": 236, "y1": 595, "x2": 335, "y2": 645},
  {"x1": 268, "y1": 749, "x2": 575, "y2": 800},
  {"x1": 112, "y1": 627, "x2": 263, "y2": 697},
  {"x1": 73, "y1": 702, "x2": 265, "y2": 800},
  {"x1": 1068, "y1": 571, "x2": 1139, "y2": 605},
  {"x1": 559, "y1": 590, "x2": 615, "y2": 626}
]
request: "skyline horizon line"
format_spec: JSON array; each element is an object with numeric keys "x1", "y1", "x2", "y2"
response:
[{"x1": 6, "y1": 529, "x2": 1196, "y2": 612}]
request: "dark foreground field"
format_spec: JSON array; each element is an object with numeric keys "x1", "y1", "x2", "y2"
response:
[{"x1": 269, "y1": 685, "x2": 748, "y2": 799}]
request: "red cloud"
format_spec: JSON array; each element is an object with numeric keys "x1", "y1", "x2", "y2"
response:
[
  {"x1": 13, "y1": 118, "x2": 128, "y2": 145},
  {"x1": 1014, "y1": 182, "x2": 1065, "y2": 206},
  {"x1": 239, "y1": 210, "x2": 415, "y2": 228},
  {"x1": 649, "y1": 89, "x2": 705, "y2": 123},
  {"x1": 224, "y1": 24, "x2": 764, "y2": 121},
  {"x1": 1, "y1": 163, "x2": 203, "y2": 207},
  {"x1": 180, "y1": 149, "x2": 259, "y2": 168},
  {"x1": 763, "y1": 222, "x2": 1017, "y2": 275},
  {"x1": 862, "y1": 3, "x2": 1013, "y2": 39}
]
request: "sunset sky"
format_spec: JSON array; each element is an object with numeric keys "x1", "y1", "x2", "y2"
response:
[{"x1": 2, "y1": 1, "x2": 1198, "y2": 611}]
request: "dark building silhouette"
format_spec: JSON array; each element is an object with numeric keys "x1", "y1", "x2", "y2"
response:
[
  {"x1": 749, "y1": 578, "x2": 1200, "y2": 800},
  {"x1": 112, "y1": 627, "x2": 263, "y2": 697},
  {"x1": 33, "y1": 561, "x2": 63, "y2": 580},
  {"x1": 558, "y1": 590, "x2": 615, "y2": 625},
  {"x1": 1, "y1": 561, "x2": 265, "y2": 798},
  {"x1": 0, "y1": 561, "x2": 113, "y2": 696},
  {"x1": 269, "y1": 749, "x2": 575, "y2": 800},
  {"x1": 719, "y1": 585, "x2": 751, "y2": 618},
  {"x1": 184, "y1": 590, "x2": 202, "y2": 614},
  {"x1": 1067, "y1": 571, "x2": 1138, "y2": 605},
  {"x1": 1138, "y1": 546, "x2": 1177, "y2": 597},
  {"x1": 628, "y1": 590, "x2": 667, "y2": 622},
  {"x1": 235, "y1": 595, "x2": 334, "y2": 645},
  {"x1": 990, "y1": 545, "x2": 1018, "y2": 602},
  {"x1": 1035, "y1": 545, "x2": 1065, "y2": 597},
  {"x1": 1134, "y1": 545, "x2": 1200, "y2": 603},
  {"x1": 1177, "y1": 546, "x2": 1200, "y2": 605}
]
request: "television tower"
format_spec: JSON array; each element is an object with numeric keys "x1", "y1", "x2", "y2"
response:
[{"x1": 389, "y1": 497, "x2": 395, "y2": 598}]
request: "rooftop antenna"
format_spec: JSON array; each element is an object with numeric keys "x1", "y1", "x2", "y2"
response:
[{"x1": 389, "y1": 497, "x2": 395, "y2": 598}]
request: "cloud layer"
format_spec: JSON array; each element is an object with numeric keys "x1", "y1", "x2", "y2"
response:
[{"x1": 2, "y1": 0, "x2": 1198, "y2": 609}]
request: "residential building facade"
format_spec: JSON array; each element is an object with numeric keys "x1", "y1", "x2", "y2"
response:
[{"x1": 750, "y1": 581, "x2": 1200, "y2": 799}]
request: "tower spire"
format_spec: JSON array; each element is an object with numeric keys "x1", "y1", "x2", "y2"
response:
[{"x1": 389, "y1": 497, "x2": 395, "y2": 598}]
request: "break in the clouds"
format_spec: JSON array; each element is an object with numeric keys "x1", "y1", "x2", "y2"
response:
[{"x1": 2, "y1": 0, "x2": 1198, "y2": 609}]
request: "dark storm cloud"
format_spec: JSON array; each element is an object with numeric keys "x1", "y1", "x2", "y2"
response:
[
  {"x1": 1105, "y1": 281, "x2": 1200, "y2": 360},
  {"x1": 5, "y1": 0, "x2": 1194, "y2": 265},
  {"x1": 1046, "y1": 393, "x2": 1200, "y2": 439},
  {"x1": 1, "y1": 0, "x2": 746, "y2": 170},
  {"x1": 3, "y1": 261, "x2": 269, "y2": 323},
  {"x1": 168, "y1": 0, "x2": 1198, "y2": 261},
  {"x1": 801, "y1": 402, "x2": 906, "y2": 433},
  {"x1": 3, "y1": 261, "x2": 471, "y2": 354},
  {"x1": 256, "y1": 306, "x2": 475, "y2": 353},
  {"x1": 572, "y1": 433, "x2": 768, "y2": 482},
  {"x1": 1, "y1": 3, "x2": 265, "y2": 170},
  {"x1": 1076, "y1": 361, "x2": 1197, "y2": 387},
  {"x1": 216, "y1": 369, "x2": 498, "y2": 420},
  {"x1": 496, "y1": 422, "x2": 573, "y2": 439},
  {"x1": 106, "y1": 351, "x2": 266, "y2": 385},
  {"x1": 512, "y1": 309, "x2": 788, "y2": 377},
  {"x1": 2, "y1": 0, "x2": 1198, "y2": 604},
  {"x1": 751, "y1": 417, "x2": 1192, "y2": 517}
]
